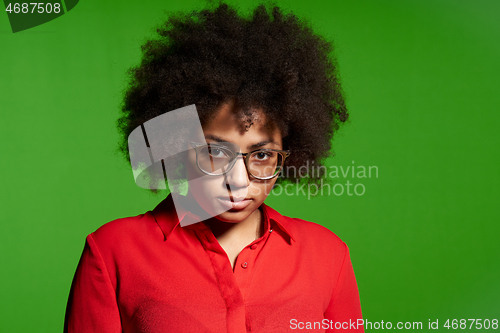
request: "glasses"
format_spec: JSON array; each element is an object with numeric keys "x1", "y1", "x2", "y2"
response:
[{"x1": 189, "y1": 142, "x2": 291, "y2": 180}]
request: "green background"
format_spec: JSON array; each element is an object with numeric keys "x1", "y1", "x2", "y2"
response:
[{"x1": 1, "y1": 0, "x2": 499, "y2": 331}]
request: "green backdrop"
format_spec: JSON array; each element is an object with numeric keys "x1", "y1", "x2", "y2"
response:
[{"x1": 1, "y1": 0, "x2": 499, "y2": 331}]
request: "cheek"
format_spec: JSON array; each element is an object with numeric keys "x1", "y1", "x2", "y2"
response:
[
  {"x1": 248, "y1": 179, "x2": 277, "y2": 198},
  {"x1": 185, "y1": 153, "x2": 210, "y2": 184},
  {"x1": 187, "y1": 170, "x2": 224, "y2": 195}
]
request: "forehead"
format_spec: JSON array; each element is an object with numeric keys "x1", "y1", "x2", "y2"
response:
[{"x1": 202, "y1": 102, "x2": 282, "y2": 148}]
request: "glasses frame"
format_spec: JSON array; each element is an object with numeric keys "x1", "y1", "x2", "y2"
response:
[{"x1": 189, "y1": 142, "x2": 291, "y2": 180}]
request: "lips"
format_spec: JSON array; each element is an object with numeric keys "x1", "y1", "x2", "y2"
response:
[{"x1": 217, "y1": 196, "x2": 252, "y2": 210}]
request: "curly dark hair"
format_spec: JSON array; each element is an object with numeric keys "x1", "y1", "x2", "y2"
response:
[{"x1": 117, "y1": 1, "x2": 348, "y2": 191}]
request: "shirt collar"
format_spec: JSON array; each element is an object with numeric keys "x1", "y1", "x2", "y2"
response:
[
  {"x1": 260, "y1": 203, "x2": 295, "y2": 244},
  {"x1": 150, "y1": 194, "x2": 295, "y2": 244}
]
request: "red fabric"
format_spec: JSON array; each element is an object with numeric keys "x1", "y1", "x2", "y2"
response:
[{"x1": 65, "y1": 195, "x2": 364, "y2": 332}]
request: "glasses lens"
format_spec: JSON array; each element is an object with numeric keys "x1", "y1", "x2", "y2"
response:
[
  {"x1": 197, "y1": 144, "x2": 234, "y2": 175},
  {"x1": 248, "y1": 150, "x2": 283, "y2": 179}
]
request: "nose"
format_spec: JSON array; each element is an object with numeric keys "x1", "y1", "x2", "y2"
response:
[{"x1": 224, "y1": 156, "x2": 250, "y2": 189}]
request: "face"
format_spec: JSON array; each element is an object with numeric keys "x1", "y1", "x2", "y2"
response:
[{"x1": 185, "y1": 102, "x2": 283, "y2": 223}]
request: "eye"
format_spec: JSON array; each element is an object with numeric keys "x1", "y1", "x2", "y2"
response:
[
  {"x1": 208, "y1": 147, "x2": 229, "y2": 159},
  {"x1": 252, "y1": 151, "x2": 274, "y2": 161}
]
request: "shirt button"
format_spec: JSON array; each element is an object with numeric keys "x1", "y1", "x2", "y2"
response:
[
  {"x1": 241, "y1": 262, "x2": 248, "y2": 269},
  {"x1": 250, "y1": 244, "x2": 258, "y2": 250}
]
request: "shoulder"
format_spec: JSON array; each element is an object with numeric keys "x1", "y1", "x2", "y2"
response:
[
  {"x1": 263, "y1": 203, "x2": 348, "y2": 256},
  {"x1": 292, "y1": 216, "x2": 345, "y2": 244},
  {"x1": 290, "y1": 216, "x2": 347, "y2": 255},
  {"x1": 92, "y1": 212, "x2": 146, "y2": 239},
  {"x1": 88, "y1": 211, "x2": 163, "y2": 253}
]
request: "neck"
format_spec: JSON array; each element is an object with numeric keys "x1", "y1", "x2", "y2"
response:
[{"x1": 206, "y1": 208, "x2": 264, "y2": 245}]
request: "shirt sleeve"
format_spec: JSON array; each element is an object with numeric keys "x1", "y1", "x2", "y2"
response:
[
  {"x1": 64, "y1": 234, "x2": 122, "y2": 333},
  {"x1": 324, "y1": 243, "x2": 364, "y2": 332}
]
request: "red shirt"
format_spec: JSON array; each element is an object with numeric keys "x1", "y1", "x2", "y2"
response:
[{"x1": 65, "y1": 195, "x2": 363, "y2": 332}]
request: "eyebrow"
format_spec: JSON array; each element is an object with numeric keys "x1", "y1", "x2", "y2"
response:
[{"x1": 204, "y1": 134, "x2": 278, "y2": 149}]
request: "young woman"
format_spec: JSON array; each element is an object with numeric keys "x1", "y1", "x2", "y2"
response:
[{"x1": 65, "y1": 3, "x2": 363, "y2": 332}]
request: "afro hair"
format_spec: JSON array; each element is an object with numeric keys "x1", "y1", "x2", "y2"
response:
[{"x1": 117, "y1": 2, "x2": 348, "y2": 190}]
